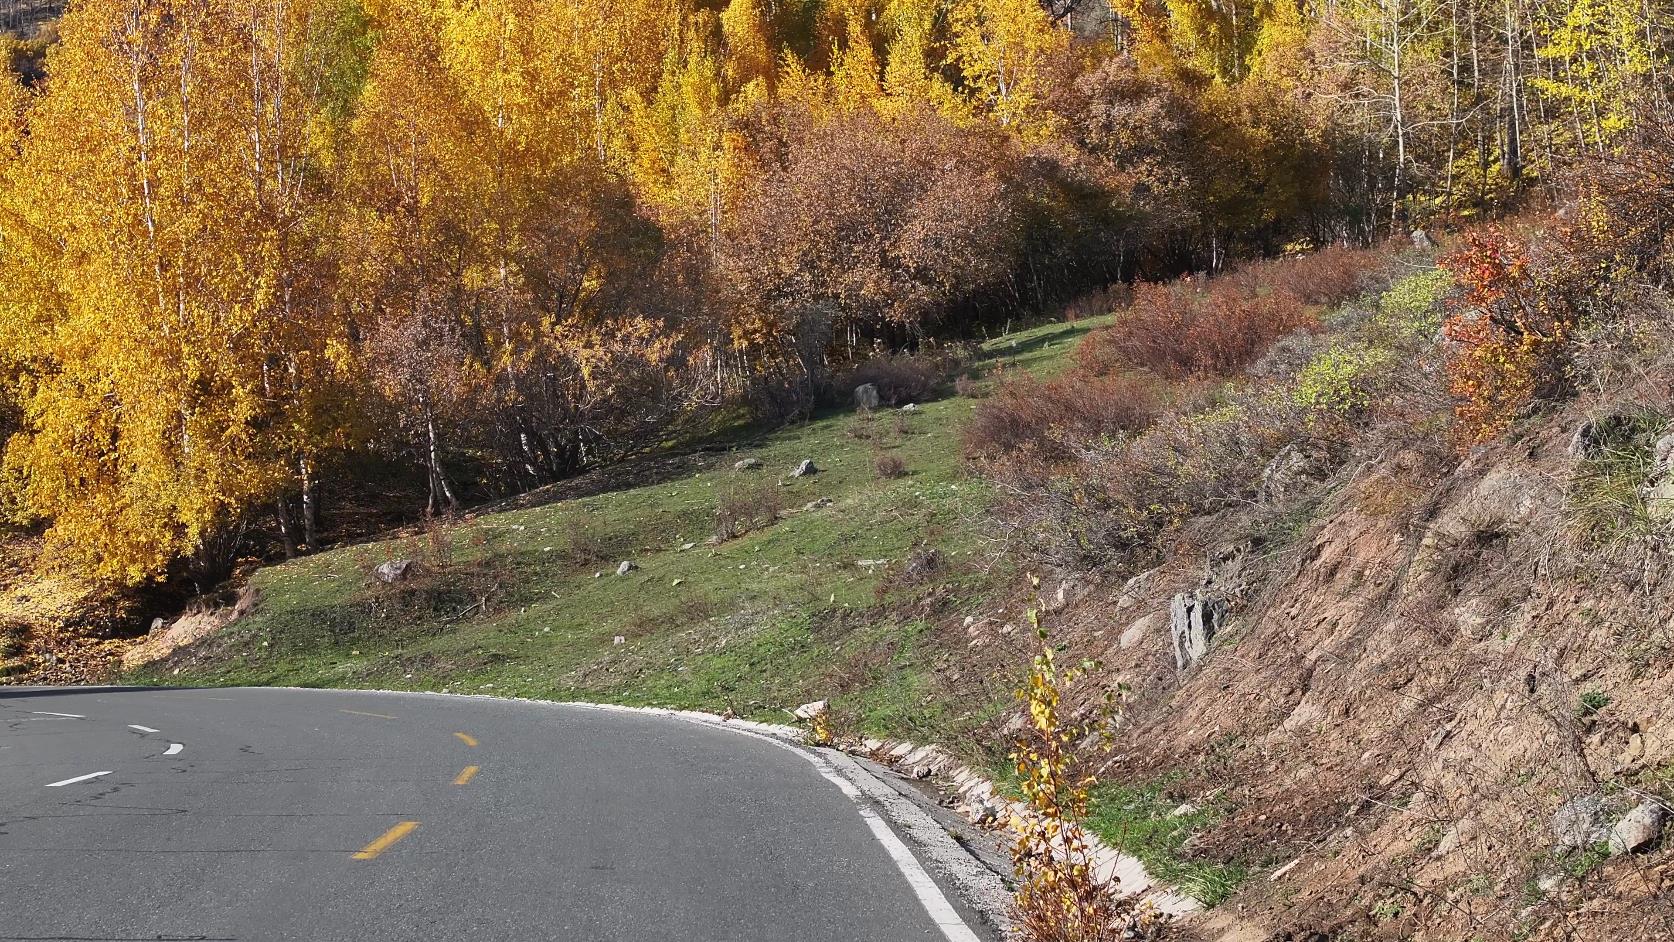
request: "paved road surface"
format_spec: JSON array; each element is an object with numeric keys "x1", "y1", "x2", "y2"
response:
[{"x1": 0, "y1": 686, "x2": 990, "y2": 941}]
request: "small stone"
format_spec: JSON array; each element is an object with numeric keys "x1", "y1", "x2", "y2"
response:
[
  {"x1": 680, "y1": 542, "x2": 696, "y2": 551},
  {"x1": 900, "y1": 403, "x2": 918, "y2": 413},
  {"x1": 791, "y1": 459, "x2": 818, "y2": 477},
  {"x1": 801, "y1": 497, "x2": 833, "y2": 511},
  {"x1": 1608, "y1": 801, "x2": 1667, "y2": 856},
  {"x1": 793, "y1": 699, "x2": 829, "y2": 721},
  {"x1": 671, "y1": 579, "x2": 684, "y2": 587},
  {"x1": 1621, "y1": 732, "x2": 1647, "y2": 770},
  {"x1": 612, "y1": 635, "x2": 625, "y2": 646},
  {"x1": 594, "y1": 571, "x2": 604, "y2": 578},
  {"x1": 616, "y1": 560, "x2": 638, "y2": 575},
  {"x1": 1411, "y1": 228, "x2": 1435, "y2": 249},
  {"x1": 374, "y1": 559, "x2": 419, "y2": 584},
  {"x1": 733, "y1": 457, "x2": 763, "y2": 471},
  {"x1": 853, "y1": 383, "x2": 881, "y2": 411}
]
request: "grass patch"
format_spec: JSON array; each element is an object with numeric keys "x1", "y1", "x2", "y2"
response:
[
  {"x1": 1568, "y1": 410, "x2": 1667, "y2": 544},
  {"x1": 1083, "y1": 779, "x2": 1249, "y2": 907}
]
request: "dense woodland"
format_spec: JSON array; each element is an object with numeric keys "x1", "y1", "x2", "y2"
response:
[{"x1": 0, "y1": 0, "x2": 1668, "y2": 589}]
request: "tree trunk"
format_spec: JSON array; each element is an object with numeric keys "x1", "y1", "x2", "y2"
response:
[
  {"x1": 299, "y1": 458, "x2": 318, "y2": 552},
  {"x1": 275, "y1": 497, "x2": 296, "y2": 560}
]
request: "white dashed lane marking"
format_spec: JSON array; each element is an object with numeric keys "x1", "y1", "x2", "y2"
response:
[
  {"x1": 128, "y1": 725, "x2": 159, "y2": 733},
  {"x1": 46, "y1": 771, "x2": 112, "y2": 788},
  {"x1": 164, "y1": 743, "x2": 183, "y2": 756},
  {"x1": 30, "y1": 712, "x2": 83, "y2": 719}
]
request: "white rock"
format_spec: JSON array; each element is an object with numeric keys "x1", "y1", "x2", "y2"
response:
[
  {"x1": 1608, "y1": 800, "x2": 1667, "y2": 855},
  {"x1": 374, "y1": 559, "x2": 419, "y2": 583},
  {"x1": 792, "y1": 699, "x2": 829, "y2": 721}
]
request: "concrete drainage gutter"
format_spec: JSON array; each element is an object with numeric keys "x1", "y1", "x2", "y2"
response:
[{"x1": 853, "y1": 735, "x2": 1204, "y2": 921}]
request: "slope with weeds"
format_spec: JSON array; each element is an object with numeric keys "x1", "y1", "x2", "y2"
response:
[{"x1": 122, "y1": 318, "x2": 1110, "y2": 744}]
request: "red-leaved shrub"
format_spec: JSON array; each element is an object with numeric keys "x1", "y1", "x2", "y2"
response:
[
  {"x1": 1077, "y1": 247, "x2": 1386, "y2": 381},
  {"x1": 1080, "y1": 280, "x2": 1318, "y2": 380}
]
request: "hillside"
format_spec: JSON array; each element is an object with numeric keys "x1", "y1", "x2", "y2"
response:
[{"x1": 118, "y1": 319, "x2": 1106, "y2": 742}]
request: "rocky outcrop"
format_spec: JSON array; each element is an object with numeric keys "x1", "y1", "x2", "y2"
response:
[{"x1": 1169, "y1": 540, "x2": 1257, "y2": 673}]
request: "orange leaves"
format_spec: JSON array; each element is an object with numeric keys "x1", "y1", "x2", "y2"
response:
[{"x1": 1439, "y1": 230, "x2": 1574, "y2": 448}]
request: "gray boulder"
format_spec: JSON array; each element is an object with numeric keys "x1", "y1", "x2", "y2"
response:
[
  {"x1": 615, "y1": 560, "x2": 638, "y2": 576},
  {"x1": 733, "y1": 457, "x2": 763, "y2": 471},
  {"x1": 853, "y1": 383, "x2": 881, "y2": 411},
  {"x1": 1551, "y1": 794, "x2": 1611, "y2": 853},
  {"x1": 1411, "y1": 228, "x2": 1435, "y2": 250},
  {"x1": 374, "y1": 559, "x2": 419, "y2": 584},
  {"x1": 791, "y1": 459, "x2": 818, "y2": 477}
]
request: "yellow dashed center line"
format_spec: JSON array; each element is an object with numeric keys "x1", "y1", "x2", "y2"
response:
[
  {"x1": 339, "y1": 709, "x2": 396, "y2": 719},
  {"x1": 453, "y1": 765, "x2": 480, "y2": 786},
  {"x1": 453, "y1": 732, "x2": 478, "y2": 747},
  {"x1": 352, "y1": 821, "x2": 419, "y2": 860}
]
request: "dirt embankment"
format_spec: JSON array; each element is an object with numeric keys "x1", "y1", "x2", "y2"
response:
[{"x1": 1034, "y1": 414, "x2": 1674, "y2": 941}]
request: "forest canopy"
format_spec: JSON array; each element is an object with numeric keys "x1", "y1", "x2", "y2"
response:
[{"x1": 0, "y1": 0, "x2": 1667, "y2": 587}]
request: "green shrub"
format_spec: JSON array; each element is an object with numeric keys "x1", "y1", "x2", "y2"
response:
[
  {"x1": 1375, "y1": 267, "x2": 1453, "y2": 338},
  {"x1": 1293, "y1": 341, "x2": 1395, "y2": 423}
]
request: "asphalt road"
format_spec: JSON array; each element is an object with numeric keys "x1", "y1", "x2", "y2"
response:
[{"x1": 0, "y1": 686, "x2": 991, "y2": 941}]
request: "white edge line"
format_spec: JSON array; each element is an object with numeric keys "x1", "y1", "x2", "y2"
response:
[
  {"x1": 655, "y1": 715, "x2": 984, "y2": 942},
  {"x1": 45, "y1": 770, "x2": 112, "y2": 787},
  {"x1": 164, "y1": 743, "x2": 183, "y2": 756},
  {"x1": 30, "y1": 711, "x2": 83, "y2": 718},
  {"x1": 128, "y1": 724, "x2": 159, "y2": 733}
]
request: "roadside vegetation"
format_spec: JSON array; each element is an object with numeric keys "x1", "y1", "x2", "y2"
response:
[{"x1": 123, "y1": 321, "x2": 1103, "y2": 743}]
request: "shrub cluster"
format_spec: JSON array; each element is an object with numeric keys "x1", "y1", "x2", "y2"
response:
[
  {"x1": 964, "y1": 373, "x2": 1165, "y2": 469},
  {"x1": 1076, "y1": 248, "x2": 1382, "y2": 382}
]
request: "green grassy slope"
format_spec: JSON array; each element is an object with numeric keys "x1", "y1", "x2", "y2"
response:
[{"x1": 129, "y1": 316, "x2": 1111, "y2": 742}]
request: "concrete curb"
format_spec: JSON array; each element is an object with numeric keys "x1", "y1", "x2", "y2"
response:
[{"x1": 851, "y1": 735, "x2": 1203, "y2": 920}]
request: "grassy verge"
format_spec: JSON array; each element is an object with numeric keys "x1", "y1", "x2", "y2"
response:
[
  {"x1": 1083, "y1": 780, "x2": 1249, "y2": 906},
  {"x1": 125, "y1": 316, "x2": 1111, "y2": 743}
]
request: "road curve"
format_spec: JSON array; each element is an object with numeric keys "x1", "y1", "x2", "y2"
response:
[{"x1": 0, "y1": 686, "x2": 994, "y2": 941}]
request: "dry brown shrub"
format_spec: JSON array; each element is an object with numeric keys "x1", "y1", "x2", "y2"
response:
[
  {"x1": 965, "y1": 372, "x2": 1165, "y2": 468},
  {"x1": 874, "y1": 452, "x2": 908, "y2": 479},
  {"x1": 845, "y1": 352, "x2": 943, "y2": 406},
  {"x1": 1080, "y1": 279, "x2": 1319, "y2": 380},
  {"x1": 714, "y1": 479, "x2": 783, "y2": 542}
]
